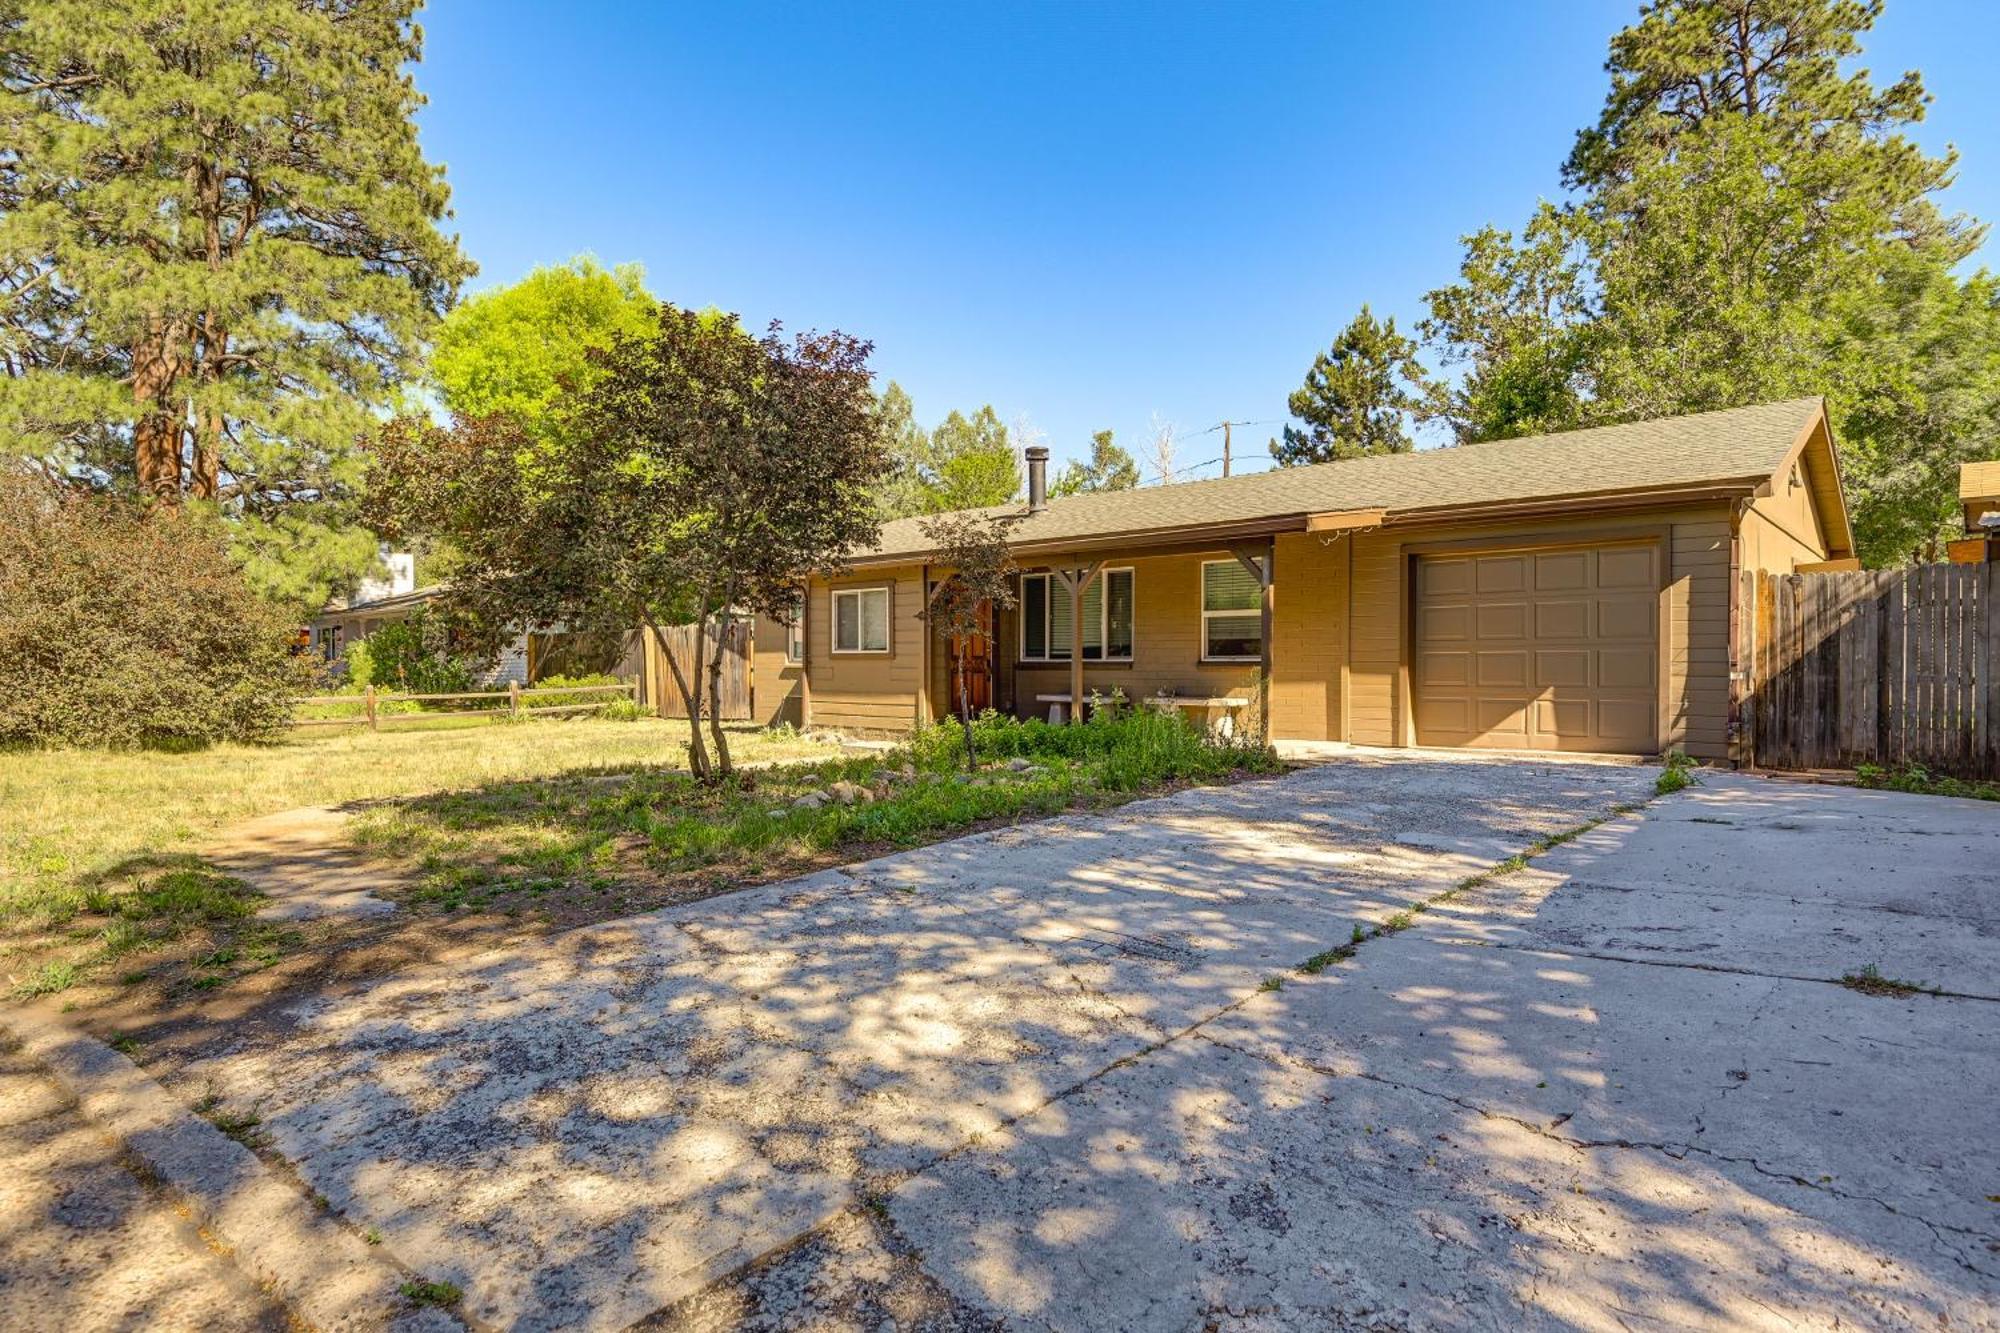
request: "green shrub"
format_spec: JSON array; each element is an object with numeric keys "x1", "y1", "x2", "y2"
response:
[
  {"x1": 342, "y1": 638, "x2": 376, "y2": 689},
  {"x1": 910, "y1": 706, "x2": 1278, "y2": 788},
  {"x1": 0, "y1": 474, "x2": 302, "y2": 748},
  {"x1": 363, "y1": 608, "x2": 479, "y2": 694}
]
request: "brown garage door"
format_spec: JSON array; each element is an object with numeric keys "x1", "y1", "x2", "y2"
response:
[{"x1": 1413, "y1": 544, "x2": 1659, "y2": 754}]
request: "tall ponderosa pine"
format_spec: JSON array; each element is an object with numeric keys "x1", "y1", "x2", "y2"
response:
[
  {"x1": 1272, "y1": 306, "x2": 1430, "y2": 465},
  {"x1": 1421, "y1": 0, "x2": 2000, "y2": 562},
  {"x1": 0, "y1": 0, "x2": 473, "y2": 607}
]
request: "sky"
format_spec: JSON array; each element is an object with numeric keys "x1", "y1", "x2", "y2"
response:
[{"x1": 415, "y1": 1, "x2": 2000, "y2": 483}]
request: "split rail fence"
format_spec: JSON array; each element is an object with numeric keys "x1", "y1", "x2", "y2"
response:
[
  {"x1": 1739, "y1": 564, "x2": 2000, "y2": 778},
  {"x1": 289, "y1": 681, "x2": 637, "y2": 731}
]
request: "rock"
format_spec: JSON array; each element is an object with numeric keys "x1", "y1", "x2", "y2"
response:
[
  {"x1": 900, "y1": 764, "x2": 916, "y2": 780},
  {"x1": 1006, "y1": 757, "x2": 1036, "y2": 772},
  {"x1": 827, "y1": 780, "x2": 868, "y2": 806},
  {"x1": 791, "y1": 791, "x2": 828, "y2": 810}
]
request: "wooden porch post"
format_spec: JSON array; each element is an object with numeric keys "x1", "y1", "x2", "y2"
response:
[
  {"x1": 1231, "y1": 541, "x2": 1274, "y2": 744},
  {"x1": 1051, "y1": 561, "x2": 1105, "y2": 724}
]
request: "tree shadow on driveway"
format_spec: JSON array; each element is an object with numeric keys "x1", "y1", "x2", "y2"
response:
[{"x1": 128, "y1": 753, "x2": 1996, "y2": 1329}]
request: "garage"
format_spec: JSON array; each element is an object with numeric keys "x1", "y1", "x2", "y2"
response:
[{"x1": 1412, "y1": 543, "x2": 1660, "y2": 753}]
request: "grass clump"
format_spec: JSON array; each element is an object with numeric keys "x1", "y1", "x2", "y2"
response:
[
  {"x1": 1855, "y1": 762, "x2": 1998, "y2": 803},
  {"x1": 1296, "y1": 946, "x2": 1355, "y2": 975},
  {"x1": 400, "y1": 1280, "x2": 463, "y2": 1308},
  {"x1": 1655, "y1": 750, "x2": 1698, "y2": 796},
  {"x1": 1839, "y1": 963, "x2": 1937, "y2": 998}
]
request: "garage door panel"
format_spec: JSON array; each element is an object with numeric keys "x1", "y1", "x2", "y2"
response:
[
  {"x1": 1477, "y1": 650, "x2": 1530, "y2": 688},
  {"x1": 1597, "y1": 699, "x2": 1656, "y2": 748},
  {"x1": 1474, "y1": 697, "x2": 1530, "y2": 739},
  {"x1": 1475, "y1": 556, "x2": 1526, "y2": 594},
  {"x1": 1475, "y1": 602, "x2": 1529, "y2": 640},
  {"x1": 1418, "y1": 650, "x2": 1470, "y2": 687},
  {"x1": 1534, "y1": 551, "x2": 1588, "y2": 591},
  {"x1": 1536, "y1": 649, "x2": 1590, "y2": 688},
  {"x1": 1419, "y1": 604, "x2": 1471, "y2": 642},
  {"x1": 1598, "y1": 547, "x2": 1656, "y2": 588},
  {"x1": 1420, "y1": 558, "x2": 1472, "y2": 596},
  {"x1": 1598, "y1": 647, "x2": 1655, "y2": 690},
  {"x1": 1597, "y1": 598, "x2": 1653, "y2": 640},
  {"x1": 1534, "y1": 696, "x2": 1590, "y2": 740},
  {"x1": 1535, "y1": 599, "x2": 1589, "y2": 638},
  {"x1": 1414, "y1": 543, "x2": 1658, "y2": 755}
]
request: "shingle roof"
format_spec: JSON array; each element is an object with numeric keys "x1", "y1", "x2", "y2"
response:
[
  {"x1": 858, "y1": 397, "x2": 1825, "y2": 561},
  {"x1": 1962, "y1": 460, "x2": 2000, "y2": 502}
]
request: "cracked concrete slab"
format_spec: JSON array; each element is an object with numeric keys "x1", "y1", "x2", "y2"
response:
[
  {"x1": 1441, "y1": 774, "x2": 2000, "y2": 997},
  {"x1": 157, "y1": 752, "x2": 1652, "y2": 1330},
  {"x1": 123, "y1": 753, "x2": 1999, "y2": 1330},
  {"x1": 888, "y1": 1031, "x2": 1984, "y2": 1331}
]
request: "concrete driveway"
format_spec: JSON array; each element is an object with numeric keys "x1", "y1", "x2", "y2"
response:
[{"x1": 160, "y1": 754, "x2": 1999, "y2": 1331}]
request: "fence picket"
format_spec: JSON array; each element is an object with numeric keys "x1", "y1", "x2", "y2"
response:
[{"x1": 1742, "y1": 564, "x2": 1994, "y2": 779}]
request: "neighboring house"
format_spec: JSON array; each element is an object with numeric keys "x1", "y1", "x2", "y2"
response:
[
  {"x1": 308, "y1": 585, "x2": 533, "y2": 687},
  {"x1": 1951, "y1": 461, "x2": 2000, "y2": 563},
  {"x1": 798, "y1": 397, "x2": 1855, "y2": 761}
]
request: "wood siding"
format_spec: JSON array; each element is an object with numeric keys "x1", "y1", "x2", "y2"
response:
[
  {"x1": 807, "y1": 566, "x2": 927, "y2": 734},
  {"x1": 750, "y1": 611, "x2": 805, "y2": 728},
  {"x1": 805, "y1": 502, "x2": 1793, "y2": 759},
  {"x1": 1269, "y1": 530, "x2": 1347, "y2": 741},
  {"x1": 1002, "y1": 548, "x2": 1258, "y2": 718}
]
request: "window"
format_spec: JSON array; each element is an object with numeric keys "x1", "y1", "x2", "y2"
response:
[
  {"x1": 784, "y1": 594, "x2": 805, "y2": 663},
  {"x1": 832, "y1": 586, "x2": 890, "y2": 653},
  {"x1": 1201, "y1": 558, "x2": 1264, "y2": 660},
  {"x1": 1019, "y1": 569, "x2": 1133, "y2": 662},
  {"x1": 320, "y1": 624, "x2": 343, "y2": 662}
]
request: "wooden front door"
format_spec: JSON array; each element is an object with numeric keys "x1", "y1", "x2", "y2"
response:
[{"x1": 946, "y1": 601, "x2": 994, "y2": 717}]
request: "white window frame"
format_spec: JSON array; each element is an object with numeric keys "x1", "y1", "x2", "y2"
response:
[
  {"x1": 1017, "y1": 568, "x2": 1134, "y2": 663},
  {"x1": 831, "y1": 585, "x2": 891, "y2": 654},
  {"x1": 1199, "y1": 558, "x2": 1265, "y2": 662},
  {"x1": 784, "y1": 594, "x2": 805, "y2": 664}
]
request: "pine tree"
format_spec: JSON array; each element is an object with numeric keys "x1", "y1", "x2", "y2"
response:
[
  {"x1": 0, "y1": 0, "x2": 473, "y2": 607},
  {"x1": 1272, "y1": 306, "x2": 1430, "y2": 466},
  {"x1": 1050, "y1": 430, "x2": 1140, "y2": 496}
]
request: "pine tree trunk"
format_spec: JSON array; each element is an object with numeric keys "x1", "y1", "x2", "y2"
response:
[{"x1": 131, "y1": 321, "x2": 187, "y2": 502}]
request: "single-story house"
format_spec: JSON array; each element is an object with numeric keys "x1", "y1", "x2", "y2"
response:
[
  {"x1": 1951, "y1": 460, "x2": 2000, "y2": 564},
  {"x1": 309, "y1": 585, "x2": 534, "y2": 685},
  {"x1": 796, "y1": 397, "x2": 1855, "y2": 761}
]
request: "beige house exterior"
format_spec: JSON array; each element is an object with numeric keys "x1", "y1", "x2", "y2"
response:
[{"x1": 798, "y1": 399, "x2": 1854, "y2": 761}]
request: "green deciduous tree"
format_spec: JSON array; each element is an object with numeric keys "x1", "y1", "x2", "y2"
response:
[
  {"x1": 873, "y1": 386, "x2": 1021, "y2": 517},
  {"x1": 429, "y1": 256, "x2": 655, "y2": 435},
  {"x1": 1272, "y1": 306, "x2": 1431, "y2": 465},
  {"x1": 0, "y1": 0, "x2": 473, "y2": 609},
  {"x1": 1051, "y1": 430, "x2": 1140, "y2": 496},
  {"x1": 369, "y1": 307, "x2": 886, "y2": 781}
]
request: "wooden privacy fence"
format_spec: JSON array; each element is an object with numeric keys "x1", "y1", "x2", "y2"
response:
[
  {"x1": 291, "y1": 681, "x2": 637, "y2": 731},
  {"x1": 1740, "y1": 564, "x2": 2000, "y2": 777},
  {"x1": 643, "y1": 618, "x2": 751, "y2": 721}
]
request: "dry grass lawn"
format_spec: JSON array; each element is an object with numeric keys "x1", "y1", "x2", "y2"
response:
[{"x1": 0, "y1": 717, "x2": 839, "y2": 996}]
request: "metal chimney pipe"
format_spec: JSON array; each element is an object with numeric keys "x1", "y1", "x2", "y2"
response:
[{"x1": 1025, "y1": 446, "x2": 1049, "y2": 513}]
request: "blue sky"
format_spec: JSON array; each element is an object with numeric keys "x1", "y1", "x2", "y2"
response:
[{"x1": 415, "y1": 1, "x2": 2000, "y2": 481}]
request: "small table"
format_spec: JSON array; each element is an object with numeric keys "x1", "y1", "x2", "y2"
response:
[{"x1": 1144, "y1": 694, "x2": 1250, "y2": 739}]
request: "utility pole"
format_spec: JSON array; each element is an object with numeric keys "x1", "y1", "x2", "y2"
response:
[{"x1": 1222, "y1": 421, "x2": 1232, "y2": 477}]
